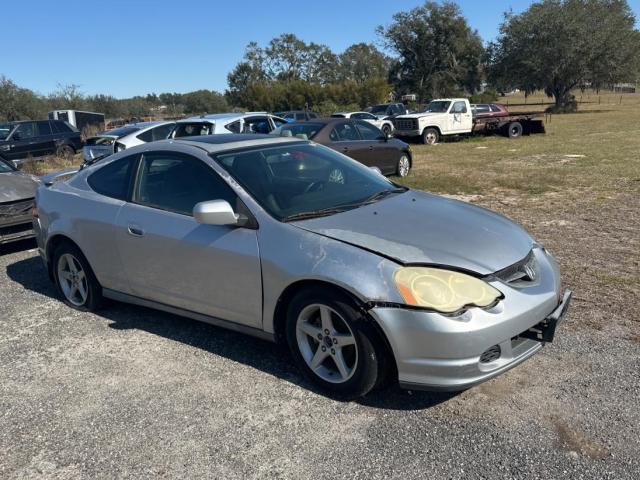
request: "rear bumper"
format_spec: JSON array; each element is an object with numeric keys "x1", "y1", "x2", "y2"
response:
[{"x1": 368, "y1": 248, "x2": 570, "y2": 391}]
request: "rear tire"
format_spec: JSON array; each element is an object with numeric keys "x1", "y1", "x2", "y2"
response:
[
  {"x1": 422, "y1": 127, "x2": 439, "y2": 145},
  {"x1": 56, "y1": 144, "x2": 75, "y2": 158},
  {"x1": 52, "y1": 242, "x2": 102, "y2": 311},
  {"x1": 397, "y1": 154, "x2": 411, "y2": 177},
  {"x1": 286, "y1": 289, "x2": 386, "y2": 399},
  {"x1": 507, "y1": 122, "x2": 523, "y2": 138}
]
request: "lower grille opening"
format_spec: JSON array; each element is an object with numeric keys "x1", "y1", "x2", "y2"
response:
[
  {"x1": 480, "y1": 345, "x2": 501, "y2": 363},
  {"x1": 1, "y1": 222, "x2": 33, "y2": 236}
]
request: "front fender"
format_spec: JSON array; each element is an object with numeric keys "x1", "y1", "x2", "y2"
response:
[{"x1": 257, "y1": 217, "x2": 404, "y2": 333}]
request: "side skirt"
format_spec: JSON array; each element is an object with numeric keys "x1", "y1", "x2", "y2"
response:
[{"x1": 102, "y1": 288, "x2": 276, "y2": 343}]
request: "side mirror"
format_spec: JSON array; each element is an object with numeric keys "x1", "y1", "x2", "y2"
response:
[{"x1": 193, "y1": 200, "x2": 240, "y2": 226}]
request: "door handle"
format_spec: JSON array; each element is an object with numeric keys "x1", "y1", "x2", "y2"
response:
[
  {"x1": 127, "y1": 225, "x2": 145, "y2": 237},
  {"x1": 369, "y1": 145, "x2": 374, "y2": 150}
]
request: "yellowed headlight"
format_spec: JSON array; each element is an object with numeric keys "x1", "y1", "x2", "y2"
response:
[{"x1": 393, "y1": 267, "x2": 501, "y2": 313}]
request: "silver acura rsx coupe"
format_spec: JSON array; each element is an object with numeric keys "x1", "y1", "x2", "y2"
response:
[{"x1": 33, "y1": 134, "x2": 571, "y2": 398}]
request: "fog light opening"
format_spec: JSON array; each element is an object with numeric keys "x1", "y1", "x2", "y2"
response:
[{"x1": 480, "y1": 345, "x2": 501, "y2": 364}]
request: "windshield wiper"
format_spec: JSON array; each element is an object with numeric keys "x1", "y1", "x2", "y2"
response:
[
  {"x1": 359, "y1": 187, "x2": 407, "y2": 205},
  {"x1": 282, "y1": 188, "x2": 407, "y2": 222},
  {"x1": 283, "y1": 207, "x2": 353, "y2": 222}
]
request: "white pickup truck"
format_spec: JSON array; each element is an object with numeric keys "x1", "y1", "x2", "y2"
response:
[{"x1": 392, "y1": 98, "x2": 545, "y2": 144}]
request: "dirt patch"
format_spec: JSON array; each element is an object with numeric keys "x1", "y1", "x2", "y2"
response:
[
  {"x1": 442, "y1": 193, "x2": 484, "y2": 203},
  {"x1": 553, "y1": 418, "x2": 610, "y2": 460}
]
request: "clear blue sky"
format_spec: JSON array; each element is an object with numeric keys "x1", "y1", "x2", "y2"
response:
[{"x1": 3, "y1": 0, "x2": 639, "y2": 98}]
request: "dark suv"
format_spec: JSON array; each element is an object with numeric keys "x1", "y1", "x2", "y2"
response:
[
  {"x1": 0, "y1": 120, "x2": 82, "y2": 164},
  {"x1": 367, "y1": 103, "x2": 408, "y2": 119}
]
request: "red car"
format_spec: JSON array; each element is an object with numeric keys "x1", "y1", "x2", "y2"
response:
[{"x1": 471, "y1": 103, "x2": 509, "y2": 118}]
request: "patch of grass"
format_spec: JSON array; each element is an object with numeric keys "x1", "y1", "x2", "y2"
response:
[{"x1": 19, "y1": 154, "x2": 82, "y2": 176}]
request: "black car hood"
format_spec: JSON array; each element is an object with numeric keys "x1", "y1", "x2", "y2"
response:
[
  {"x1": 0, "y1": 172, "x2": 39, "y2": 202},
  {"x1": 293, "y1": 191, "x2": 533, "y2": 275}
]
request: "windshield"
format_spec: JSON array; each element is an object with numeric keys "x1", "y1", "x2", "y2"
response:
[
  {"x1": 418, "y1": 101, "x2": 451, "y2": 113},
  {"x1": 0, "y1": 159, "x2": 15, "y2": 173},
  {"x1": 212, "y1": 143, "x2": 404, "y2": 221},
  {"x1": 270, "y1": 122, "x2": 324, "y2": 141},
  {"x1": 369, "y1": 105, "x2": 389, "y2": 115},
  {"x1": 0, "y1": 123, "x2": 13, "y2": 141}
]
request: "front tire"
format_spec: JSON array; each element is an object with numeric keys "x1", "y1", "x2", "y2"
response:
[
  {"x1": 422, "y1": 127, "x2": 439, "y2": 145},
  {"x1": 53, "y1": 242, "x2": 102, "y2": 311},
  {"x1": 286, "y1": 290, "x2": 386, "y2": 398},
  {"x1": 382, "y1": 124, "x2": 392, "y2": 136}
]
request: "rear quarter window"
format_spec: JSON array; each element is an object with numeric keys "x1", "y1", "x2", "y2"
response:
[{"x1": 87, "y1": 155, "x2": 137, "y2": 201}]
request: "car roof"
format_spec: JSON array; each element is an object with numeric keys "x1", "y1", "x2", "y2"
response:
[
  {"x1": 129, "y1": 120, "x2": 173, "y2": 128},
  {"x1": 195, "y1": 112, "x2": 269, "y2": 121},
  {"x1": 285, "y1": 117, "x2": 349, "y2": 126},
  {"x1": 168, "y1": 133, "x2": 306, "y2": 153},
  {"x1": 176, "y1": 118, "x2": 216, "y2": 124},
  {"x1": 4, "y1": 120, "x2": 41, "y2": 124}
]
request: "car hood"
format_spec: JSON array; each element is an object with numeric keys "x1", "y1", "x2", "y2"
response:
[
  {"x1": 0, "y1": 172, "x2": 39, "y2": 202},
  {"x1": 397, "y1": 112, "x2": 444, "y2": 119},
  {"x1": 293, "y1": 191, "x2": 533, "y2": 275}
]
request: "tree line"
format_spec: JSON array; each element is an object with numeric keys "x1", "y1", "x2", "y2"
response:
[{"x1": 1, "y1": 0, "x2": 639, "y2": 123}]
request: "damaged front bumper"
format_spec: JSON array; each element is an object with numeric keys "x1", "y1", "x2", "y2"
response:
[
  {"x1": 368, "y1": 249, "x2": 571, "y2": 392},
  {"x1": 0, "y1": 200, "x2": 35, "y2": 245}
]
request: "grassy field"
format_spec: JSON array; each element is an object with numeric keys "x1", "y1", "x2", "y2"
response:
[{"x1": 396, "y1": 90, "x2": 640, "y2": 337}]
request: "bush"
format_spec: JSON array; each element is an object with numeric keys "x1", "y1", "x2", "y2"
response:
[
  {"x1": 469, "y1": 89, "x2": 499, "y2": 104},
  {"x1": 545, "y1": 95, "x2": 578, "y2": 114},
  {"x1": 315, "y1": 101, "x2": 360, "y2": 117}
]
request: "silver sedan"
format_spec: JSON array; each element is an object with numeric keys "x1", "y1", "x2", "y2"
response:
[{"x1": 33, "y1": 134, "x2": 571, "y2": 398}]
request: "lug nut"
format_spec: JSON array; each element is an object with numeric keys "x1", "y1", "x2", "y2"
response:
[
  {"x1": 333, "y1": 338, "x2": 338, "y2": 344},
  {"x1": 321, "y1": 346, "x2": 326, "y2": 352},
  {"x1": 317, "y1": 333, "x2": 323, "y2": 340},
  {"x1": 331, "y1": 348, "x2": 335, "y2": 355},
  {"x1": 324, "y1": 329, "x2": 329, "y2": 335}
]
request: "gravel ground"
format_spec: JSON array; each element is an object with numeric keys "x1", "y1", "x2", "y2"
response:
[{"x1": 1, "y1": 190, "x2": 639, "y2": 479}]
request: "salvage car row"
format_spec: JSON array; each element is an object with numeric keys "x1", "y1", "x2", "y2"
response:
[{"x1": 82, "y1": 112, "x2": 413, "y2": 177}]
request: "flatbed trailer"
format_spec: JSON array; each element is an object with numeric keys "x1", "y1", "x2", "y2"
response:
[{"x1": 472, "y1": 112, "x2": 546, "y2": 138}]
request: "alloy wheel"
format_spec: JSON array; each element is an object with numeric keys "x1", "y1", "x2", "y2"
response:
[
  {"x1": 295, "y1": 304, "x2": 358, "y2": 383},
  {"x1": 398, "y1": 155, "x2": 410, "y2": 177},
  {"x1": 57, "y1": 253, "x2": 88, "y2": 306},
  {"x1": 328, "y1": 168, "x2": 345, "y2": 184}
]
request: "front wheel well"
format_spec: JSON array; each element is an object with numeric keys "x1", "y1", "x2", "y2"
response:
[
  {"x1": 421, "y1": 125, "x2": 442, "y2": 136},
  {"x1": 272, "y1": 280, "x2": 398, "y2": 377}
]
